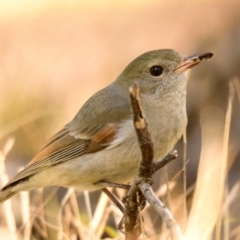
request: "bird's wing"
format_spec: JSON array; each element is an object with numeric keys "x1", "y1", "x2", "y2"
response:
[{"x1": 3, "y1": 83, "x2": 132, "y2": 189}]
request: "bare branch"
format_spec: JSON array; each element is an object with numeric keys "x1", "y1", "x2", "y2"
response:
[
  {"x1": 139, "y1": 182, "x2": 185, "y2": 240},
  {"x1": 123, "y1": 83, "x2": 184, "y2": 240},
  {"x1": 154, "y1": 150, "x2": 178, "y2": 172},
  {"x1": 123, "y1": 83, "x2": 155, "y2": 239}
]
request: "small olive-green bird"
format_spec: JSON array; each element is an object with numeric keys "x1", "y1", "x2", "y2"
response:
[{"x1": 0, "y1": 49, "x2": 213, "y2": 203}]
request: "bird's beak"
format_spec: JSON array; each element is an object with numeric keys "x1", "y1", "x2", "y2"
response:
[{"x1": 174, "y1": 52, "x2": 214, "y2": 73}]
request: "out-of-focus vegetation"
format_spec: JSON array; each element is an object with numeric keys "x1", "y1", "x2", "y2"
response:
[{"x1": 0, "y1": 0, "x2": 240, "y2": 239}]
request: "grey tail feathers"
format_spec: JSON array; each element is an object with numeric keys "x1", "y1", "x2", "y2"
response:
[{"x1": 0, "y1": 187, "x2": 17, "y2": 204}]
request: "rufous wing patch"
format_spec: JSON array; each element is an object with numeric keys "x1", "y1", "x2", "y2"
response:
[
  {"x1": 92, "y1": 125, "x2": 117, "y2": 143},
  {"x1": 85, "y1": 125, "x2": 118, "y2": 153}
]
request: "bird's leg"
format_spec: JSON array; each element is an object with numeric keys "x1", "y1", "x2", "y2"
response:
[
  {"x1": 101, "y1": 188, "x2": 125, "y2": 213},
  {"x1": 96, "y1": 180, "x2": 130, "y2": 214},
  {"x1": 95, "y1": 181, "x2": 130, "y2": 190}
]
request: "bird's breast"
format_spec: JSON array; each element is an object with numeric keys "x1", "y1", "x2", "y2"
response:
[{"x1": 142, "y1": 94, "x2": 187, "y2": 160}]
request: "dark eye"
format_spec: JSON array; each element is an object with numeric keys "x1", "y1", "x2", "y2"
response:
[{"x1": 150, "y1": 66, "x2": 163, "y2": 76}]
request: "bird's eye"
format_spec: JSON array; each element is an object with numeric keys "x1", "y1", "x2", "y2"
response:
[{"x1": 150, "y1": 66, "x2": 163, "y2": 76}]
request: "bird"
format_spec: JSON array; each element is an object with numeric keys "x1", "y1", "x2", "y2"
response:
[{"x1": 0, "y1": 49, "x2": 213, "y2": 203}]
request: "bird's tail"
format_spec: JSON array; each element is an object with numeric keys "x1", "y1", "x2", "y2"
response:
[{"x1": 0, "y1": 186, "x2": 17, "y2": 204}]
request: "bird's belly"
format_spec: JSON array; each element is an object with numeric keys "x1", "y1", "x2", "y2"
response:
[
  {"x1": 52, "y1": 139, "x2": 141, "y2": 190},
  {"x1": 24, "y1": 111, "x2": 186, "y2": 191}
]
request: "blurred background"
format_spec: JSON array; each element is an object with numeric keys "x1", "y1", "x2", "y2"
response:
[{"x1": 0, "y1": 0, "x2": 240, "y2": 239}]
